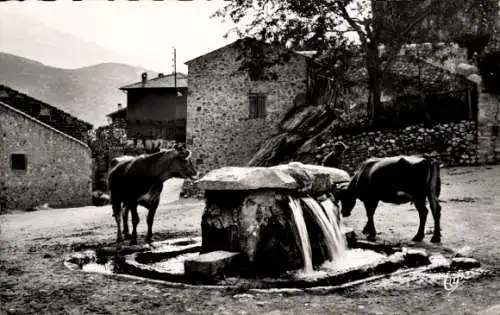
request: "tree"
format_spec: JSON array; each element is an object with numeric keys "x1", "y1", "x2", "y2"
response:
[{"x1": 213, "y1": 0, "x2": 492, "y2": 121}]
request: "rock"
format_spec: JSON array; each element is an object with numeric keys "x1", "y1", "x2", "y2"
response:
[
  {"x1": 450, "y1": 257, "x2": 481, "y2": 270},
  {"x1": 184, "y1": 250, "x2": 240, "y2": 282},
  {"x1": 402, "y1": 248, "x2": 430, "y2": 267},
  {"x1": 196, "y1": 163, "x2": 350, "y2": 193},
  {"x1": 453, "y1": 245, "x2": 474, "y2": 258},
  {"x1": 456, "y1": 63, "x2": 479, "y2": 77},
  {"x1": 196, "y1": 166, "x2": 298, "y2": 191},
  {"x1": 429, "y1": 253, "x2": 451, "y2": 271},
  {"x1": 233, "y1": 293, "x2": 254, "y2": 300},
  {"x1": 201, "y1": 190, "x2": 305, "y2": 276}
]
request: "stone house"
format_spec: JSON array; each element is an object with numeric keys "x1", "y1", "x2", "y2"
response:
[
  {"x1": 185, "y1": 38, "x2": 333, "y2": 173},
  {"x1": 118, "y1": 72, "x2": 188, "y2": 144},
  {"x1": 0, "y1": 101, "x2": 92, "y2": 211}
]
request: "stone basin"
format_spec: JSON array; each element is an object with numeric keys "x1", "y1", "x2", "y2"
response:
[{"x1": 64, "y1": 235, "x2": 487, "y2": 290}]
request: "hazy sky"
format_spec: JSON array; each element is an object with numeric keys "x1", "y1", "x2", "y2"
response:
[{"x1": 0, "y1": 0, "x2": 238, "y2": 72}]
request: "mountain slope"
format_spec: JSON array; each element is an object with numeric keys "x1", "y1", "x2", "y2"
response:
[
  {"x1": 0, "y1": 12, "x2": 131, "y2": 69},
  {"x1": 0, "y1": 53, "x2": 157, "y2": 126}
]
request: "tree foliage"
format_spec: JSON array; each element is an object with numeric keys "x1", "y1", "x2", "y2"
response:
[
  {"x1": 213, "y1": 0, "x2": 497, "y2": 121},
  {"x1": 87, "y1": 126, "x2": 127, "y2": 158}
]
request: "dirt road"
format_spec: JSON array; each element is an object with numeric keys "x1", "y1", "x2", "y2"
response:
[{"x1": 0, "y1": 165, "x2": 499, "y2": 314}]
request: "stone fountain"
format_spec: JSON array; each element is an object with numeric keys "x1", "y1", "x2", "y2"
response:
[
  {"x1": 64, "y1": 162, "x2": 486, "y2": 291},
  {"x1": 193, "y1": 162, "x2": 352, "y2": 279}
]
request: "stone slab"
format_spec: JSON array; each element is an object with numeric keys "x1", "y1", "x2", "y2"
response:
[
  {"x1": 450, "y1": 257, "x2": 481, "y2": 270},
  {"x1": 196, "y1": 162, "x2": 350, "y2": 192},
  {"x1": 196, "y1": 167, "x2": 298, "y2": 191},
  {"x1": 184, "y1": 250, "x2": 240, "y2": 282}
]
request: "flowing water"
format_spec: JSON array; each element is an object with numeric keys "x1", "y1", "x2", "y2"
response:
[
  {"x1": 288, "y1": 196, "x2": 313, "y2": 274},
  {"x1": 301, "y1": 197, "x2": 347, "y2": 261},
  {"x1": 320, "y1": 196, "x2": 348, "y2": 254},
  {"x1": 320, "y1": 197, "x2": 339, "y2": 227}
]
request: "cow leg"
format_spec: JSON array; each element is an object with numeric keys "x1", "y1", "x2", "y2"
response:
[
  {"x1": 428, "y1": 192, "x2": 442, "y2": 243},
  {"x1": 362, "y1": 200, "x2": 378, "y2": 241},
  {"x1": 412, "y1": 197, "x2": 428, "y2": 242},
  {"x1": 122, "y1": 205, "x2": 131, "y2": 240},
  {"x1": 145, "y1": 195, "x2": 160, "y2": 244},
  {"x1": 129, "y1": 203, "x2": 140, "y2": 245},
  {"x1": 112, "y1": 199, "x2": 124, "y2": 243}
]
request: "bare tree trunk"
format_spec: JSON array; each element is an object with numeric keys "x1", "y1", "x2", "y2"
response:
[{"x1": 366, "y1": 43, "x2": 383, "y2": 123}]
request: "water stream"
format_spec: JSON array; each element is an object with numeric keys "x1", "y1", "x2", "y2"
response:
[
  {"x1": 319, "y1": 196, "x2": 348, "y2": 255},
  {"x1": 287, "y1": 196, "x2": 313, "y2": 274},
  {"x1": 301, "y1": 197, "x2": 346, "y2": 261}
]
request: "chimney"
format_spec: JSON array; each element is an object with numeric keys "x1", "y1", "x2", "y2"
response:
[
  {"x1": 141, "y1": 72, "x2": 148, "y2": 85},
  {"x1": 158, "y1": 73, "x2": 164, "y2": 78}
]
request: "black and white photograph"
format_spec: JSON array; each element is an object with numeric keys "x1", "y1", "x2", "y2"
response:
[{"x1": 0, "y1": 0, "x2": 499, "y2": 314}]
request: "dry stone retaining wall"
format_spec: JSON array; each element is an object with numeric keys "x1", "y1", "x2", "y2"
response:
[{"x1": 309, "y1": 120, "x2": 478, "y2": 175}]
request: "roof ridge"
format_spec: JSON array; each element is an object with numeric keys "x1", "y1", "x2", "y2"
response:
[{"x1": 0, "y1": 84, "x2": 93, "y2": 128}]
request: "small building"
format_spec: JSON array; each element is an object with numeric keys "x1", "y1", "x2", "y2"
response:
[
  {"x1": 0, "y1": 101, "x2": 92, "y2": 210},
  {"x1": 106, "y1": 103, "x2": 127, "y2": 129},
  {"x1": 185, "y1": 38, "x2": 328, "y2": 173},
  {"x1": 118, "y1": 72, "x2": 188, "y2": 143}
]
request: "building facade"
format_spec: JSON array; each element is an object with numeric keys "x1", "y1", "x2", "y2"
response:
[
  {"x1": 185, "y1": 38, "x2": 310, "y2": 173},
  {"x1": 0, "y1": 101, "x2": 92, "y2": 210},
  {"x1": 118, "y1": 72, "x2": 188, "y2": 142}
]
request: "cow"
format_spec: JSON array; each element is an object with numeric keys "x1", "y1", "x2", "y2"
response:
[
  {"x1": 337, "y1": 155, "x2": 442, "y2": 243},
  {"x1": 322, "y1": 141, "x2": 348, "y2": 169},
  {"x1": 108, "y1": 145, "x2": 198, "y2": 244}
]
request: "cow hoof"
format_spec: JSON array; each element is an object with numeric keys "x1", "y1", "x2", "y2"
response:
[
  {"x1": 430, "y1": 235, "x2": 441, "y2": 244},
  {"x1": 130, "y1": 239, "x2": 138, "y2": 246},
  {"x1": 123, "y1": 233, "x2": 131, "y2": 240},
  {"x1": 116, "y1": 237, "x2": 123, "y2": 243},
  {"x1": 362, "y1": 226, "x2": 370, "y2": 235},
  {"x1": 146, "y1": 237, "x2": 153, "y2": 244},
  {"x1": 412, "y1": 235, "x2": 424, "y2": 242},
  {"x1": 367, "y1": 234, "x2": 376, "y2": 242}
]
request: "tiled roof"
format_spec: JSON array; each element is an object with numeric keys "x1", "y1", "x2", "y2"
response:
[
  {"x1": 106, "y1": 107, "x2": 126, "y2": 118},
  {"x1": 184, "y1": 37, "x2": 314, "y2": 65},
  {"x1": 0, "y1": 85, "x2": 93, "y2": 141},
  {"x1": 120, "y1": 73, "x2": 188, "y2": 90}
]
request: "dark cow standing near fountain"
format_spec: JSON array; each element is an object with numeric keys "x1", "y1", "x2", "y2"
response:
[
  {"x1": 338, "y1": 155, "x2": 442, "y2": 243},
  {"x1": 108, "y1": 145, "x2": 198, "y2": 244}
]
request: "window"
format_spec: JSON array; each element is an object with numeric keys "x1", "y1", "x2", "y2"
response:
[
  {"x1": 492, "y1": 125, "x2": 499, "y2": 137},
  {"x1": 249, "y1": 93, "x2": 267, "y2": 119},
  {"x1": 11, "y1": 154, "x2": 27, "y2": 171}
]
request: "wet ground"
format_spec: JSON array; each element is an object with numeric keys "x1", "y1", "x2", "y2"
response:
[{"x1": 0, "y1": 165, "x2": 499, "y2": 314}]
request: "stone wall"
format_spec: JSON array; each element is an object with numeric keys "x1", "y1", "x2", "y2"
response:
[
  {"x1": 455, "y1": 62, "x2": 500, "y2": 164},
  {"x1": 305, "y1": 120, "x2": 478, "y2": 175},
  {"x1": 477, "y1": 93, "x2": 500, "y2": 163},
  {"x1": 0, "y1": 103, "x2": 92, "y2": 210},
  {"x1": 186, "y1": 41, "x2": 308, "y2": 175}
]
